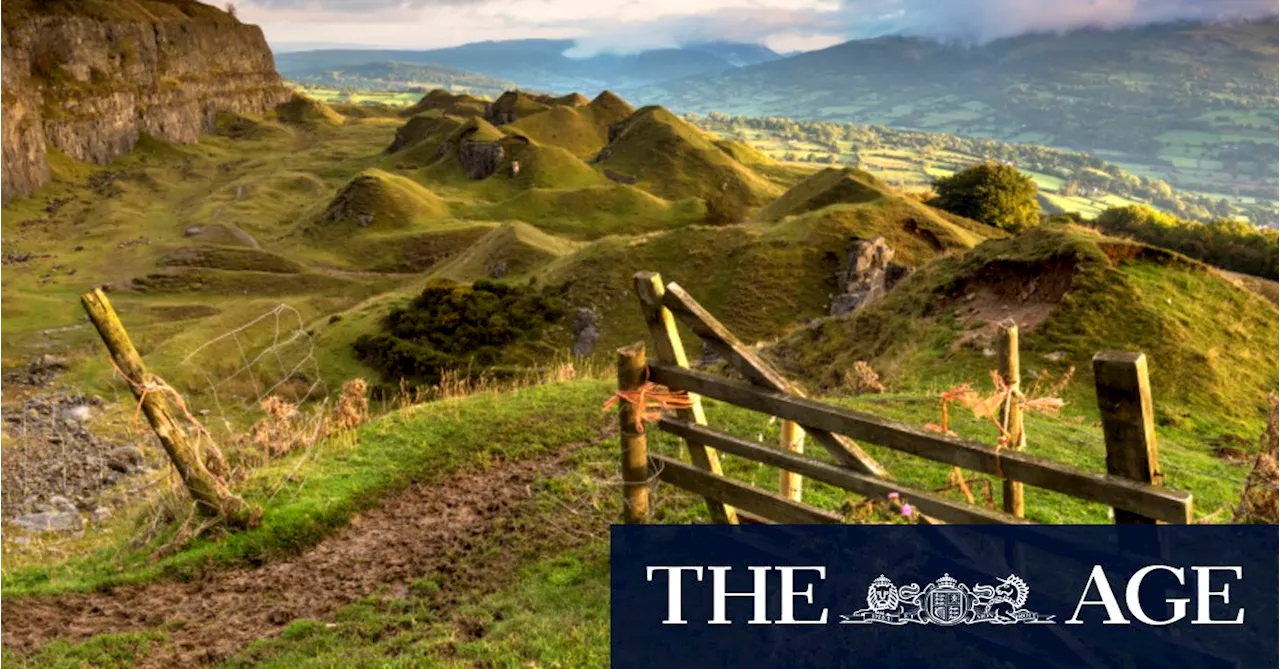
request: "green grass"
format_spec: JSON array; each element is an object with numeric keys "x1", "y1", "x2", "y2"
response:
[
  {"x1": 768, "y1": 224, "x2": 1278, "y2": 441},
  {"x1": 2, "y1": 380, "x2": 614, "y2": 597}
]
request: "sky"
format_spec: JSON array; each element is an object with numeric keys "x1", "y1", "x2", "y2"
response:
[{"x1": 232, "y1": 0, "x2": 1277, "y2": 54}]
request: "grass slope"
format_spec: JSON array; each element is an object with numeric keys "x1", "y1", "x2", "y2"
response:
[
  {"x1": 465, "y1": 184, "x2": 705, "y2": 240},
  {"x1": 769, "y1": 223, "x2": 1279, "y2": 438},
  {"x1": 505, "y1": 93, "x2": 635, "y2": 159},
  {"x1": 594, "y1": 106, "x2": 783, "y2": 206},
  {"x1": 307, "y1": 168, "x2": 449, "y2": 234},
  {"x1": 430, "y1": 221, "x2": 583, "y2": 282},
  {"x1": 536, "y1": 202, "x2": 997, "y2": 356}
]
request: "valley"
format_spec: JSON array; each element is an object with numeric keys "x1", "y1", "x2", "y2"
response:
[{"x1": 1, "y1": 3, "x2": 1277, "y2": 665}]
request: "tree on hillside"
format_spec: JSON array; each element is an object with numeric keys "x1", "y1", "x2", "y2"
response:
[{"x1": 931, "y1": 163, "x2": 1041, "y2": 232}]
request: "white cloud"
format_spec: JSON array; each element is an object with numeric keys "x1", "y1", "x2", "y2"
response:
[{"x1": 237, "y1": 0, "x2": 1277, "y2": 52}]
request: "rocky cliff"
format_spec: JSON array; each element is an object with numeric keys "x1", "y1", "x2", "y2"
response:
[{"x1": 1, "y1": 1, "x2": 291, "y2": 202}]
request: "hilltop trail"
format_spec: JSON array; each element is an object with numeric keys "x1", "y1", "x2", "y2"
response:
[{"x1": 2, "y1": 449, "x2": 584, "y2": 666}]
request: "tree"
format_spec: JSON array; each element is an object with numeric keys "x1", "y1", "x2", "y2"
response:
[
  {"x1": 931, "y1": 163, "x2": 1041, "y2": 232},
  {"x1": 225, "y1": 2, "x2": 237, "y2": 17}
]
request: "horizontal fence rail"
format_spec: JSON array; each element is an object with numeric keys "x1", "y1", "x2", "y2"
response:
[
  {"x1": 651, "y1": 454, "x2": 844, "y2": 524},
  {"x1": 658, "y1": 417, "x2": 1028, "y2": 525},
  {"x1": 617, "y1": 271, "x2": 1191, "y2": 529},
  {"x1": 649, "y1": 362, "x2": 1194, "y2": 524}
]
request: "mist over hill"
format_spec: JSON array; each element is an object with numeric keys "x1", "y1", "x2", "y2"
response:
[
  {"x1": 628, "y1": 18, "x2": 1278, "y2": 197},
  {"x1": 274, "y1": 39, "x2": 780, "y2": 94}
]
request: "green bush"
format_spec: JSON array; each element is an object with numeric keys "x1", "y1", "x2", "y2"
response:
[
  {"x1": 1093, "y1": 205, "x2": 1279, "y2": 279},
  {"x1": 931, "y1": 162, "x2": 1040, "y2": 233},
  {"x1": 353, "y1": 279, "x2": 568, "y2": 384}
]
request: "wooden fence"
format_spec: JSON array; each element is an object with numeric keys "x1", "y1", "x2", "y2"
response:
[{"x1": 616, "y1": 271, "x2": 1194, "y2": 526}]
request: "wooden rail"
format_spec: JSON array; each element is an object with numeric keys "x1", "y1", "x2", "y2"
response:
[{"x1": 617, "y1": 271, "x2": 1193, "y2": 526}]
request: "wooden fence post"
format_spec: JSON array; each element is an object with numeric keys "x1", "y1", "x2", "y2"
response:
[
  {"x1": 779, "y1": 421, "x2": 805, "y2": 502},
  {"x1": 998, "y1": 321, "x2": 1025, "y2": 517},
  {"x1": 633, "y1": 272, "x2": 737, "y2": 524},
  {"x1": 1093, "y1": 351, "x2": 1188, "y2": 524},
  {"x1": 81, "y1": 288, "x2": 258, "y2": 528},
  {"x1": 618, "y1": 343, "x2": 650, "y2": 524}
]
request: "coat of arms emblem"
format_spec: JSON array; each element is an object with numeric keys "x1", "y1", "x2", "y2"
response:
[{"x1": 841, "y1": 573, "x2": 1054, "y2": 626}]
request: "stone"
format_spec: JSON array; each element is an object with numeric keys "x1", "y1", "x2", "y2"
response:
[
  {"x1": 48, "y1": 495, "x2": 78, "y2": 512},
  {"x1": 1044, "y1": 351, "x2": 1067, "y2": 362},
  {"x1": 106, "y1": 445, "x2": 144, "y2": 473},
  {"x1": 571, "y1": 308, "x2": 600, "y2": 358},
  {"x1": 458, "y1": 141, "x2": 505, "y2": 180},
  {"x1": 829, "y1": 236, "x2": 900, "y2": 316},
  {"x1": 91, "y1": 506, "x2": 113, "y2": 523},
  {"x1": 11, "y1": 511, "x2": 82, "y2": 533},
  {"x1": 183, "y1": 225, "x2": 204, "y2": 237},
  {"x1": 62, "y1": 405, "x2": 93, "y2": 422}
]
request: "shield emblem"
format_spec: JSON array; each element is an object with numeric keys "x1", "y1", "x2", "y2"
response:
[{"x1": 926, "y1": 589, "x2": 967, "y2": 625}]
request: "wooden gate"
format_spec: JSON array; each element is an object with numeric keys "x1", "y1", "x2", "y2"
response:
[{"x1": 616, "y1": 271, "x2": 1193, "y2": 526}]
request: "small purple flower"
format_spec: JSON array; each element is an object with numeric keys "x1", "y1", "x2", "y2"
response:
[
  {"x1": 887, "y1": 492, "x2": 900, "y2": 501},
  {"x1": 900, "y1": 503, "x2": 914, "y2": 516}
]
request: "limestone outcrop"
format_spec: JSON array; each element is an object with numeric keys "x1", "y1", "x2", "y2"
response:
[{"x1": 2, "y1": 3, "x2": 291, "y2": 202}]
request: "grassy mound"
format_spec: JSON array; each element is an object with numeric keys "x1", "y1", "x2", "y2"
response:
[
  {"x1": 431, "y1": 221, "x2": 582, "y2": 282},
  {"x1": 535, "y1": 208, "x2": 980, "y2": 355},
  {"x1": 487, "y1": 91, "x2": 553, "y2": 123},
  {"x1": 381, "y1": 113, "x2": 471, "y2": 168},
  {"x1": 768, "y1": 224, "x2": 1279, "y2": 438},
  {"x1": 213, "y1": 111, "x2": 294, "y2": 142},
  {"x1": 160, "y1": 246, "x2": 304, "y2": 274},
  {"x1": 781, "y1": 199, "x2": 1002, "y2": 267},
  {"x1": 339, "y1": 223, "x2": 497, "y2": 273},
  {"x1": 420, "y1": 131, "x2": 604, "y2": 194},
  {"x1": 588, "y1": 90, "x2": 635, "y2": 119},
  {"x1": 506, "y1": 99, "x2": 634, "y2": 159},
  {"x1": 309, "y1": 169, "x2": 449, "y2": 233},
  {"x1": 274, "y1": 94, "x2": 344, "y2": 127},
  {"x1": 753, "y1": 167, "x2": 888, "y2": 221},
  {"x1": 469, "y1": 184, "x2": 704, "y2": 240},
  {"x1": 552, "y1": 92, "x2": 591, "y2": 106},
  {"x1": 594, "y1": 106, "x2": 782, "y2": 207},
  {"x1": 399, "y1": 89, "x2": 489, "y2": 118},
  {"x1": 714, "y1": 138, "x2": 773, "y2": 167}
]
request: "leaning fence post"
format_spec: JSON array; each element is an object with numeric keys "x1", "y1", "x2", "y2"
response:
[
  {"x1": 81, "y1": 287, "x2": 257, "y2": 528},
  {"x1": 998, "y1": 321, "x2": 1025, "y2": 517},
  {"x1": 618, "y1": 343, "x2": 650, "y2": 524},
  {"x1": 633, "y1": 272, "x2": 737, "y2": 524},
  {"x1": 1093, "y1": 351, "x2": 1183, "y2": 524}
]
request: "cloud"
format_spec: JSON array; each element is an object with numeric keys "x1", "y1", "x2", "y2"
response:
[
  {"x1": 839, "y1": 0, "x2": 1278, "y2": 43},
  {"x1": 237, "y1": 0, "x2": 1277, "y2": 52}
]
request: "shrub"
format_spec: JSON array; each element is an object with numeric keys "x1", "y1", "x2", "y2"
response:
[
  {"x1": 353, "y1": 279, "x2": 568, "y2": 385},
  {"x1": 931, "y1": 163, "x2": 1040, "y2": 233},
  {"x1": 1093, "y1": 205, "x2": 1279, "y2": 280}
]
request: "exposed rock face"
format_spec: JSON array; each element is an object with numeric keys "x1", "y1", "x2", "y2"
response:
[
  {"x1": 572, "y1": 307, "x2": 600, "y2": 358},
  {"x1": 829, "y1": 236, "x2": 912, "y2": 316},
  {"x1": 2, "y1": 9, "x2": 291, "y2": 202},
  {"x1": 458, "y1": 141, "x2": 505, "y2": 180}
]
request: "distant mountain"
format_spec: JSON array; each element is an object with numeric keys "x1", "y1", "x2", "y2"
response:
[
  {"x1": 273, "y1": 39, "x2": 775, "y2": 93},
  {"x1": 682, "y1": 41, "x2": 780, "y2": 67},
  {"x1": 285, "y1": 61, "x2": 515, "y2": 97},
  {"x1": 630, "y1": 19, "x2": 1279, "y2": 195}
]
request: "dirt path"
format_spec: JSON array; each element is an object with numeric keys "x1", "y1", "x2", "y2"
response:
[{"x1": 2, "y1": 451, "x2": 582, "y2": 666}]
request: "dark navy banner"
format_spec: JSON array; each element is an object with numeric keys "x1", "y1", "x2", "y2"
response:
[{"x1": 611, "y1": 525, "x2": 1278, "y2": 668}]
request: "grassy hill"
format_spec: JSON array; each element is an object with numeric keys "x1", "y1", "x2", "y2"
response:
[
  {"x1": 3, "y1": 80, "x2": 1277, "y2": 668},
  {"x1": 633, "y1": 19, "x2": 1279, "y2": 201},
  {"x1": 767, "y1": 224, "x2": 1279, "y2": 437},
  {"x1": 594, "y1": 106, "x2": 784, "y2": 206},
  {"x1": 505, "y1": 91, "x2": 635, "y2": 158}
]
